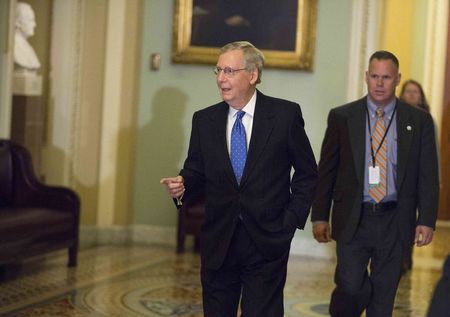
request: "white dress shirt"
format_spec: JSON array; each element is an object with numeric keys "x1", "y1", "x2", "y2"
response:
[{"x1": 226, "y1": 91, "x2": 256, "y2": 154}]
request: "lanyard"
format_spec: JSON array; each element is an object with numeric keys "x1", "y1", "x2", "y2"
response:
[{"x1": 366, "y1": 105, "x2": 396, "y2": 167}]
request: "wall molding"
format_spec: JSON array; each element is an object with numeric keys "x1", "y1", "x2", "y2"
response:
[
  {"x1": 81, "y1": 221, "x2": 450, "y2": 258},
  {"x1": 79, "y1": 225, "x2": 336, "y2": 259},
  {"x1": 80, "y1": 225, "x2": 176, "y2": 250}
]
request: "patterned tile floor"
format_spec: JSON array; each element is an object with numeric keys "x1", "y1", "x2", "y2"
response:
[{"x1": 0, "y1": 225, "x2": 449, "y2": 317}]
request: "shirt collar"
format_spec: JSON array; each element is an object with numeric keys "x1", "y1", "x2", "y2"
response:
[
  {"x1": 366, "y1": 96, "x2": 396, "y2": 119},
  {"x1": 229, "y1": 91, "x2": 256, "y2": 118}
]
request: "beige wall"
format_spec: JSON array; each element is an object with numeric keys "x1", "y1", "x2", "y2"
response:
[
  {"x1": 378, "y1": 0, "x2": 431, "y2": 89},
  {"x1": 39, "y1": 0, "x2": 142, "y2": 226},
  {"x1": 379, "y1": 0, "x2": 447, "y2": 142},
  {"x1": 379, "y1": 0, "x2": 415, "y2": 84}
]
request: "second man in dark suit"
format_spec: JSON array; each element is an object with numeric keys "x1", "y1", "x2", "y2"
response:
[
  {"x1": 311, "y1": 50, "x2": 439, "y2": 317},
  {"x1": 161, "y1": 41, "x2": 318, "y2": 316}
]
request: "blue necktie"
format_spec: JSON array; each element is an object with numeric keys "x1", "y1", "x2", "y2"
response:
[{"x1": 231, "y1": 111, "x2": 247, "y2": 184}]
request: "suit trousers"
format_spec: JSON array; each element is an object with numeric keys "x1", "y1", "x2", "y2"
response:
[
  {"x1": 427, "y1": 254, "x2": 450, "y2": 317},
  {"x1": 201, "y1": 221, "x2": 289, "y2": 317},
  {"x1": 330, "y1": 207, "x2": 403, "y2": 317}
]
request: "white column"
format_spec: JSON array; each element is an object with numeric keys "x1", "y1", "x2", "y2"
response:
[
  {"x1": 97, "y1": 0, "x2": 127, "y2": 226},
  {"x1": 423, "y1": 0, "x2": 449, "y2": 143},
  {"x1": 346, "y1": 0, "x2": 381, "y2": 102},
  {"x1": 47, "y1": 0, "x2": 83, "y2": 185}
]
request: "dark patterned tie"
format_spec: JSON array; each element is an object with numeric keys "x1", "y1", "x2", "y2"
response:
[{"x1": 230, "y1": 111, "x2": 247, "y2": 184}]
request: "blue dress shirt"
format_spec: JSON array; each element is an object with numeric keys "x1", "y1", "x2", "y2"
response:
[{"x1": 363, "y1": 97, "x2": 398, "y2": 203}]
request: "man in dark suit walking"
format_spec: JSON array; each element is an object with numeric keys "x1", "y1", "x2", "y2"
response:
[
  {"x1": 161, "y1": 41, "x2": 317, "y2": 316},
  {"x1": 311, "y1": 50, "x2": 439, "y2": 317}
]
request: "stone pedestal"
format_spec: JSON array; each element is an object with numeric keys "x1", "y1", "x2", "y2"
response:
[
  {"x1": 12, "y1": 71, "x2": 42, "y2": 96},
  {"x1": 11, "y1": 71, "x2": 44, "y2": 176}
]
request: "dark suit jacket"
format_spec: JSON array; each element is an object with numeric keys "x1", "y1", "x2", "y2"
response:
[
  {"x1": 180, "y1": 90, "x2": 318, "y2": 269},
  {"x1": 312, "y1": 97, "x2": 439, "y2": 245}
]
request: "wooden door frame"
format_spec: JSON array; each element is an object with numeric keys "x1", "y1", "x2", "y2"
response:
[{"x1": 438, "y1": 0, "x2": 450, "y2": 220}]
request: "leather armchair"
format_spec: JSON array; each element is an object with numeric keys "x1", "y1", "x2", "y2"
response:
[{"x1": 0, "y1": 140, "x2": 80, "y2": 267}]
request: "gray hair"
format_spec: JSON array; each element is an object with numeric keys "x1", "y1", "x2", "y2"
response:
[{"x1": 219, "y1": 41, "x2": 265, "y2": 84}]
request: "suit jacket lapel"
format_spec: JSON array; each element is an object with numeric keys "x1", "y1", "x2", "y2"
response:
[
  {"x1": 348, "y1": 98, "x2": 367, "y2": 185},
  {"x1": 211, "y1": 102, "x2": 237, "y2": 186},
  {"x1": 396, "y1": 101, "x2": 413, "y2": 190},
  {"x1": 240, "y1": 91, "x2": 276, "y2": 187}
]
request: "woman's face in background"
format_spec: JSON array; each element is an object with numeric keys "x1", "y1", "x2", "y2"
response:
[{"x1": 401, "y1": 83, "x2": 422, "y2": 107}]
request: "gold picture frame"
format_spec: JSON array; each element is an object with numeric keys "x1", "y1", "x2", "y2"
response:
[{"x1": 172, "y1": 0, "x2": 318, "y2": 71}]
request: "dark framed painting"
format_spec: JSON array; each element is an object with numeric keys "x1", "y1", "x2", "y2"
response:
[{"x1": 172, "y1": 0, "x2": 317, "y2": 70}]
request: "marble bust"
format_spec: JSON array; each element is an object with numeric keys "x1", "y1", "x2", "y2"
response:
[{"x1": 14, "y1": 2, "x2": 41, "y2": 71}]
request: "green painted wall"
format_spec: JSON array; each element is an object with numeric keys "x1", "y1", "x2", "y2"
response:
[{"x1": 133, "y1": 0, "x2": 353, "y2": 227}]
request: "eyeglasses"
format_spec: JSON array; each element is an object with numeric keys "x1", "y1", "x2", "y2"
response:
[{"x1": 213, "y1": 66, "x2": 247, "y2": 77}]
